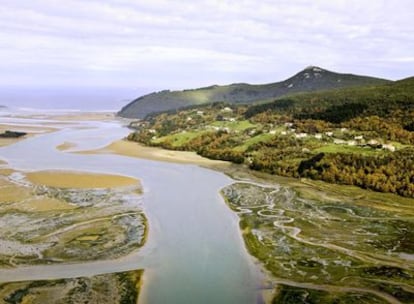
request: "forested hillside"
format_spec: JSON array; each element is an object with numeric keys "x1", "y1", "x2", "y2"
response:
[{"x1": 127, "y1": 78, "x2": 414, "y2": 197}]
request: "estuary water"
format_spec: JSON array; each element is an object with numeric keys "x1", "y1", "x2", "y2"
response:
[{"x1": 0, "y1": 118, "x2": 261, "y2": 304}]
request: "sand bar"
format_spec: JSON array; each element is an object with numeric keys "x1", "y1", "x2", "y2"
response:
[
  {"x1": 79, "y1": 139, "x2": 230, "y2": 167},
  {"x1": 49, "y1": 112, "x2": 115, "y2": 121},
  {"x1": 56, "y1": 141, "x2": 77, "y2": 151},
  {"x1": 0, "y1": 124, "x2": 57, "y2": 147},
  {"x1": 26, "y1": 170, "x2": 140, "y2": 189}
]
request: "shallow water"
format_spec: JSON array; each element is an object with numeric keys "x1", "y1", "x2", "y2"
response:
[{"x1": 0, "y1": 118, "x2": 260, "y2": 304}]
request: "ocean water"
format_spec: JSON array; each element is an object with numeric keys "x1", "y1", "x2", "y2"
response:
[{"x1": 0, "y1": 87, "x2": 149, "y2": 113}]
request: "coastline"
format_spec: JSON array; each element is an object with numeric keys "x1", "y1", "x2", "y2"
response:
[
  {"x1": 6, "y1": 113, "x2": 413, "y2": 303},
  {"x1": 2, "y1": 115, "x2": 260, "y2": 303},
  {"x1": 76, "y1": 139, "x2": 231, "y2": 169},
  {"x1": 0, "y1": 124, "x2": 57, "y2": 147},
  {"x1": 82, "y1": 137, "x2": 414, "y2": 304}
]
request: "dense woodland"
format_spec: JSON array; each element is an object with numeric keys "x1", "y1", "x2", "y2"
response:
[{"x1": 128, "y1": 78, "x2": 414, "y2": 197}]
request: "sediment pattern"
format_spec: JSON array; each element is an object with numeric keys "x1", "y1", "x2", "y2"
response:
[
  {"x1": 0, "y1": 270, "x2": 143, "y2": 304},
  {"x1": 0, "y1": 169, "x2": 146, "y2": 267},
  {"x1": 222, "y1": 182, "x2": 414, "y2": 303}
]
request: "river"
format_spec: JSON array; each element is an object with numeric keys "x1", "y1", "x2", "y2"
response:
[{"x1": 0, "y1": 117, "x2": 261, "y2": 303}]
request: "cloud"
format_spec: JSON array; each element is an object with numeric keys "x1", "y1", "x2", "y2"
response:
[{"x1": 0, "y1": 0, "x2": 412, "y2": 88}]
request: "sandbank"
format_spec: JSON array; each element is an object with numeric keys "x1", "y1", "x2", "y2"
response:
[
  {"x1": 26, "y1": 170, "x2": 140, "y2": 189},
  {"x1": 78, "y1": 139, "x2": 230, "y2": 168},
  {"x1": 49, "y1": 112, "x2": 115, "y2": 121},
  {"x1": 0, "y1": 124, "x2": 57, "y2": 147},
  {"x1": 56, "y1": 141, "x2": 77, "y2": 151},
  {"x1": 4, "y1": 112, "x2": 114, "y2": 122},
  {"x1": 0, "y1": 124, "x2": 56, "y2": 134}
]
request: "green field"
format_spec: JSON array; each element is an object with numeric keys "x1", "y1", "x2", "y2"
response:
[{"x1": 153, "y1": 130, "x2": 207, "y2": 147}]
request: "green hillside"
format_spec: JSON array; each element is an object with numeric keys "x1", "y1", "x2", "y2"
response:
[
  {"x1": 245, "y1": 76, "x2": 414, "y2": 122},
  {"x1": 118, "y1": 66, "x2": 389, "y2": 118},
  {"x1": 127, "y1": 78, "x2": 414, "y2": 197}
]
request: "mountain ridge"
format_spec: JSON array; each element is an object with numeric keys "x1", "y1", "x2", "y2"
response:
[{"x1": 118, "y1": 66, "x2": 391, "y2": 118}]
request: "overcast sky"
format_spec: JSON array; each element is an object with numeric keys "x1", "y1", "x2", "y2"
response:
[{"x1": 0, "y1": 0, "x2": 413, "y2": 91}]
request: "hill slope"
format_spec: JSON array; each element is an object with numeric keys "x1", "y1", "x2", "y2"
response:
[
  {"x1": 245, "y1": 76, "x2": 414, "y2": 121},
  {"x1": 127, "y1": 77, "x2": 414, "y2": 197},
  {"x1": 118, "y1": 66, "x2": 390, "y2": 118}
]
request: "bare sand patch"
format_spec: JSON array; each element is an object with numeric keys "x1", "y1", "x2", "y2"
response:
[
  {"x1": 56, "y1": 141, "x2": 77, "y2": 151},
  {"x1": 0, "y1": 185, "x2": 31, "y2": 202},
  {"x1": 49, "y1": 112, "x2": 115, "y2": 121},
  {"x1": 80, "y1": 139, "x2": 230, "y2": 168},
  {"x1": 0, "y1": 193, "x2": 74, "y2": 212},
  {"x1": 3, "y1": 112, "x2": 114, "y2": 122},
  {"x1": 0, "y1": 169, "x2": 14, "y2": 175},
  {"x1": 26, "y1": 170, "x2": 140, "y2": 189},
  {"x1": 22, "y1": 197, "x2": 75, "y2": 212},
  {"x1": 0, "y1": 182, "x2": 32, "y2": 202},
  {"x1": 0, "y1": 138, "x2": 20, "y2": 147},
  {"x1": 0, "y1": 124, "x2": 56, "y2": 134},
  {"x1": 0, "y1": 124, "x2": 57, "y2": 147}
]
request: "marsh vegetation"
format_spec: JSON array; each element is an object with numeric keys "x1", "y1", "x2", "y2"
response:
[
  {"x1": 0, "y1": 167, "x2": 146, "y2": 267},
  {"x1": 0, "y1": 270, "x2": 143, "y2": 304},
  {"x1": 222, "y1": 181, "x2": 414, "y2": 303}
]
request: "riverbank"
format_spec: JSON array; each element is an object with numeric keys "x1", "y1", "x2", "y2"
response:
[
  {"x1": 86, "y1": 138, "x2": 414, "y2": 303},
  {"x1": 1, "y1": 113, "x2": 260, "y2": 304},
  {"x1": 0, "y1": 124, "x2": 57, "y2": 147},
  {"x1": 77, "y1": 139, "x2": 231, "y2": 169},
  {"x1": 26, "y1": 170, "x2": 141, "y2": 189}
]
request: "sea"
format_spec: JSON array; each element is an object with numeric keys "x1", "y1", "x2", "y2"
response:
[{"x1": 0, "y1": 86, "x2": 150, "y2": 114}]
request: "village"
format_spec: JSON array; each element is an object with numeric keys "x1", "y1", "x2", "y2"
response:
[{"x1": 130, "y1": 104, "x2": 398, "y2": 154}]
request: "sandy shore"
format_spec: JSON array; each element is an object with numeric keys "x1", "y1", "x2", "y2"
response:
[
  {"x1": 49, "y1": 112, "x2": 115, "y2": 121},
  {"x1": 26, "y1": 170, "x2": 140, "y2": 189},
  {"x1": 0, "y1": 138, "x2": 19, "y2": 147},
  {"x1": 1, "y1": 167, "x2": 142, "y2": 211},
  {"x1": 78, "y1": 139, "x2": 231, "y2": 168},
  {"x1": 56, "y1": 141, "x2": 77, "y2": 151},
  {"x1": 0, "y1": 124, "x2": 57, "y2": 147},
  {"x1": 4, "y1": 112, "x2": 115, "y2": 122}
]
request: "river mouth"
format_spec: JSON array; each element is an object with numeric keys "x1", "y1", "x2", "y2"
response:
[{"x1": 0, "y1": 113, "x2": 260, "y2": 304}]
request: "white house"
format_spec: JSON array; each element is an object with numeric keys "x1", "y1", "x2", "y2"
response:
[
  {"x1": 334, "y1": 139, "x2": 346, "y2": 144},
  {"x1": 295, "y1": 133, "x2": 308, "y2": 138},
  {"x1": 221, "y1": 107, "x2": 233, "y2": 112},
  {"x1": 382, "y1": 144, "x2": 396, "y2": 152}
]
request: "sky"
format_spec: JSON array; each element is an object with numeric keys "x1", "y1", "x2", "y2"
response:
[{"x1": 0, "y1": 0, "x2": 413, "y2": 92}]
